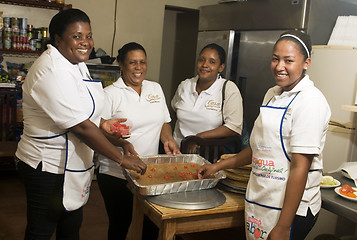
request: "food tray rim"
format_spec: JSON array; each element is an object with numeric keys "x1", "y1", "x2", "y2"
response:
[{"x1": 124, "y1": 154, "x2": 226, "y2": 196}]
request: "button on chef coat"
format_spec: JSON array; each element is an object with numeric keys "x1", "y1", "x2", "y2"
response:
[
  {"x1": 97, "y1": 78, "x2": 171, "y2": 179},
  {"x1": 171, "y1": 75, "x2": 243, "y2": 145},
  {"x1": 16, "y1": 44, "x2": 105, "y2": 174}
]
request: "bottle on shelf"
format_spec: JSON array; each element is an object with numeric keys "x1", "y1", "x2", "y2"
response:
[
  {"x1": 27, "y1": 25, "x2": 34, "y2": 51},
  {"x1": 0, "y1": 12, "x2": 3, "y2": 49},
  {"x1": 4, "y1": 27, "x2": 12, "y2": 50},
  {"x1": 41, "y1": 27, "x2": 48, "y2": 50}
]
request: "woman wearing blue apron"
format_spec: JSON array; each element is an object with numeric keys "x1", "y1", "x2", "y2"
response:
[
  {"x1": 198, "y1": 30, "x2": 331, "y2": 239},
  {"x1": 15, "y1": 9, "x2": 146, "y2": 240}
]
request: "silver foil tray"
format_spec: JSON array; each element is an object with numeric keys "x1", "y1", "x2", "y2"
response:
[{"x1": 124, "y1": 154, "x2": 226, "y2": 196}]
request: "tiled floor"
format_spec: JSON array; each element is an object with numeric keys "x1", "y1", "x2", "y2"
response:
[{"x1": 0, "y1": 169, "x2": 243, "y2": 240}]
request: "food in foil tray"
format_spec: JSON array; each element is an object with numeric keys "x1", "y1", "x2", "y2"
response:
[{"x1": 124, "y1": 154, "x2": 225, "y2": 196}]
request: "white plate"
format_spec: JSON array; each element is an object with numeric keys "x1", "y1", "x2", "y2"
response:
[
  {"x1": 334, "y1": 186, "x2": 357, "y2": 202},
  {"x1": 320, "y1": 179, "x2": 341, "y2": 188}
]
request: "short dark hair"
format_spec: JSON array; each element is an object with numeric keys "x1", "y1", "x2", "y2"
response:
[
  {"x1": 275, "y1": 30, "x2": 312, "y2": 60},
  {"x1": 49, "y1": 8, "x2": 91, "y2": 45},
  {"x1": 199, "y1": 43, "x2": 226, "y2": 65},
  {"x1": 116, "y1": 42, "x2": 147, "y2": 63}
]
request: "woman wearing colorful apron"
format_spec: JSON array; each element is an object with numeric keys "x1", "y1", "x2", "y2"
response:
[
  {"x1": 15, "y1": 9, "x2": 146, "y2": 240},
  {"x1": 198, "y1": 30, "x2": 331, "y2": 240}
]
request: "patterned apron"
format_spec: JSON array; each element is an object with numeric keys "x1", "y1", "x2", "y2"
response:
[{"x1": 245, "y1": 92, "x2": 299, "y2": 240}]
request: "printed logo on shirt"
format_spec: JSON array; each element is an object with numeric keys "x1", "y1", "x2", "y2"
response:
[
  {"x1": 255, "y1": 144, "x2": 272, "y2": 152},
  {"x1": 145, "y1": 94, "x2": 160, "y2": 103},
  {"x1": 205, "y1": 100, "x2": 221, "y2": 111},
  {"x1": 247, "y1": 215, "x2": 268, "y2": 239}
]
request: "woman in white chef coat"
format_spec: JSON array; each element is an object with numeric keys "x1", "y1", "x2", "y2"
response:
[
  {"x1": 198, "y1": 30, "x2": 331, "y2": 240},
  {"x1": 171, "y1": 43, "x2": 243, "y2": 153},
  {"x1": 96, "y1": 42, "x2": 180, "y2": 240},
  {"x1": 15, "y1": 9, "x2": 146, "y2": 240}
]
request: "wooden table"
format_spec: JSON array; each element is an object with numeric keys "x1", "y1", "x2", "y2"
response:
[{"x1": 126, "y1": 189, "x2": 245, "y2": 240}]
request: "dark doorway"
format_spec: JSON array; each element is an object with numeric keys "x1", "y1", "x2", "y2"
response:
[{"x1": 159, "y1": 6, "x2": 199, "y2": 128}]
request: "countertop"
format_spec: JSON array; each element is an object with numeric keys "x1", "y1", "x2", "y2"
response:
[{"x1": 321, "y1": 171, "x2": 357, "y2": 223}]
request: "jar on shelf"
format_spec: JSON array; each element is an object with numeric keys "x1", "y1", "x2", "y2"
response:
[
  {"x1": 34, "y1": 28, "x2": 42, "y2": 40},
  {"x1": 0, "y1": 11, "x2": 3, "y2": 30},
  {"x1": 36, "y1": 39, "x2": 42, "y2": 51},
  {"x1": 12, "y1": 35, "x2": 18, "y2": 49},
  {"x1": 27, "y1": 25, "x2": 33, "y2": 40},
  {"x1": 41, "y1": 27, "x2": 49, "y2": 50},
  {"x1": 0, "y1": 12, "x2": 3, "y2": 49},
  {"x1": 19, "y1": 18, "x2": 27, "y2": 30},
  {"x1": 30, "y1": 39, "x2": 37, "y2": 51},
  {"x1": 3, "y1": 17, "x2": 10, "y2": 28},
  {"x1": 4, "y1": 27, "x2": 12, "y2": 49},
  {"x1": 10, "y1": 17, "x2": 19, "y2": 29}
]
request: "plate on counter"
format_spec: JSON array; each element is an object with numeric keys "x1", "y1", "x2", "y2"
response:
[
  {"x1": 320, "y1": 179, "x2": 341, "y2": 188},
  {"x1": 334, "y1": 187, "x2": 357, "y2": 202},
  {"x1": 320, "y1": 176, "x2": 341, "y2": 188}
]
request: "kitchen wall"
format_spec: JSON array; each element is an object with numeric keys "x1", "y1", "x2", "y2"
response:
[{"x1": 67, "y1": 0, "x2": 219, "y2": 82}]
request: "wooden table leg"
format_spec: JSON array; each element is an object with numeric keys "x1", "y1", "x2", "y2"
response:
[
  {"x1": 158, "y1": 219, "x2": 176, "y2": 240},
  {"x1": 126, "y1": 195, "x2": 144, "y2": 240}
]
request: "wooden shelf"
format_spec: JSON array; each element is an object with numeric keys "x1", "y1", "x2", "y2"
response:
[
  {"x1": 0, "y1": 48, "x2": 42, "y2": 57},
  {"x1": 341, "y1": 105, "x2": 357, "y2": 112},
  {"x1": 0, "y1": 0, "x2": 71, "y2": 10},
  {"x1": 0, "y1": 0, "x2": 72, "y2": 57}
]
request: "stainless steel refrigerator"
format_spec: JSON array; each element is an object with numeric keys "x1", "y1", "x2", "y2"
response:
[{"x1": 197, "y1": 0, "x2": 357, "y2": 132}]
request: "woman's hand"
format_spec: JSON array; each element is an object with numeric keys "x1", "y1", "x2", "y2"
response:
[
  {"x1": 163, "y1": 139, "x2": 181, "y2": 155},
  {"x1": 160, "y1": 123, "x2": 181, "y2": 155},
  {"x1": 121, "y1": 141, "x2": 138, "y2": 156},
  {"x1": 197, "y1": 163, "x2": 219, "y2": 179},
  {"x1": 70, "y1": 119, "x2": 143, "y2": 172},
  {"x1": 187, "y1": 142, "x2": 198, "y2": 154},
  {"x1": 100, "y1": 118, "x2": 132, "y2": 146},
  {"x1": 267, "y1": 225, "x2": 290, "y2": 240},
  {"x1": 100, "y1": 118, "x2": 127, "y2": 137},
  {"x1": 121, "y1": 155, "x2": 147, "y2": 175}
]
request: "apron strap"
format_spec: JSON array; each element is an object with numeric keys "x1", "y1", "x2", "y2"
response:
[
  {"x1": 82, "y1": 78, "x2": 99, "y2": 119},
  {"x1": 280, "y1": 91, "x2": 301, "y2": 162},
  {"x1": 245, "y1": 195, "x2": 282, "y2": 210}
]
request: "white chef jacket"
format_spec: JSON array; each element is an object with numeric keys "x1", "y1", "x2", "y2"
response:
[
  {"x1": 16, "y1": 44, "x2": 105, "y2": 174},
  {"x1": 97, "y1": 78, "x2": 171, "y2": 179},
  {"x1": 171, "y1": 75, "x2": 243, "y2": 145},
  {"x1": 257, "y1": 75, "x2": 331, "y2": 216}
]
